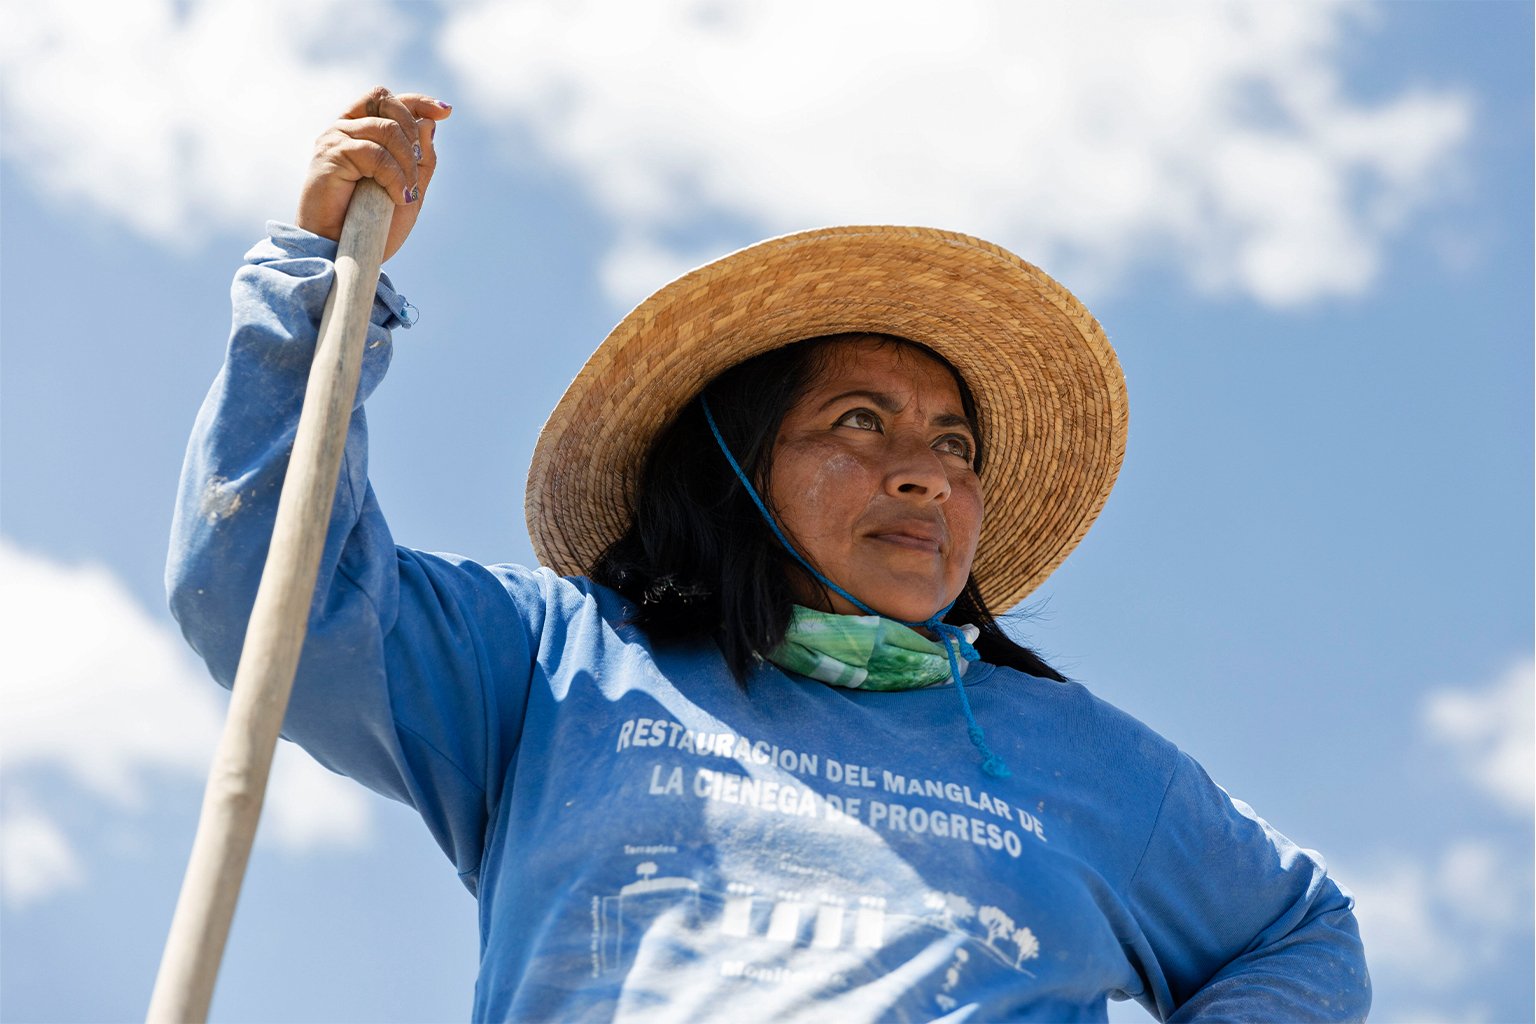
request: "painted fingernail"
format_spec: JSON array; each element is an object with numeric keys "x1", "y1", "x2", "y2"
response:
[
  {"x1": 413, "y1": 142, "x2": 423, "y2": 162},
  {"x1": 405, "y1": 185, "x2": 419, "y2": 204},
  {"x1": 435, "y1": 100, "x2": 453, "y2": 111}
]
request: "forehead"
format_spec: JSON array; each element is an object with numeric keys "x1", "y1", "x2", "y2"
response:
[{"x1": 801, "y1": 336, "x2": 967, "y2": 407}]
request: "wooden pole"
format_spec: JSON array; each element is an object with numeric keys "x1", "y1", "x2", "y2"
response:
[{"x1": 147, "y1": 181, "x2": 394, "y2": 1023}]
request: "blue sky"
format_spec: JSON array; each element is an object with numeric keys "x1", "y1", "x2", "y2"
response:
[{"x1": 1, "y1": 2, "x2": 1530, "y2": 1021}]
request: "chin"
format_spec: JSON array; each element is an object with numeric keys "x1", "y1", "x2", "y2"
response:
[
  {"x1": 851, "y1": 589, "x2": 958, "y2": 625},
  {"x1": 804, "y1": 568, "x2": 963, "y2": 624}
]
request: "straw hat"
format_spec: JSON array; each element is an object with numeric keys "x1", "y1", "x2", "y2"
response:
[{"x1": 526, "y1": 225, "x2": 1127, "y2": 613}]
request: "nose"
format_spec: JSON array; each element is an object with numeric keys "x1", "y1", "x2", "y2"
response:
[{"x1": 883, "y1": 442, "x2": 951, "y2": 503}]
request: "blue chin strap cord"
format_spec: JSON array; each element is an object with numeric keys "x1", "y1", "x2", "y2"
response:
[{"x1": 700, "y1": 396, "x2": 1010, "y2": 779}]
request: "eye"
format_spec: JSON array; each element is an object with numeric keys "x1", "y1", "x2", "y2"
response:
[
  {"x1": 933, "y1": 433, "x2": 975, "y2": 462},
  {"x1": 835, "y1": 408, "x2": 883, "y2": 432}
]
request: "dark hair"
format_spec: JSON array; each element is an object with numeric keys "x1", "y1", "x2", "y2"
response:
[{"x1": 591, "y1": 334, "x2": 1066, "y2": 683}]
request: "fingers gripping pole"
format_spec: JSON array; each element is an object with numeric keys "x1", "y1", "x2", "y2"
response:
[{"x1": 147, "y1": 181, "x2": 394, "y2": 1023}]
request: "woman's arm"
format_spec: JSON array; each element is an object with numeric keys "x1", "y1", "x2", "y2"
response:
[
  {"x1": 166, "y1": 92, "x2": 532, "y2": 892},
  {"x1": 1124, "y1": 753, "x2": 1371, "y2": 1021}
]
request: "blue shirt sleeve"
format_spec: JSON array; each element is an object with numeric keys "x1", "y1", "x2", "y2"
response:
[
  {"x1": 166, "y1": 224, "x2": 535, "y2": 893},
  {"x1": 1124, "y1": 752, "x2": 1371, "y2": 1021}
]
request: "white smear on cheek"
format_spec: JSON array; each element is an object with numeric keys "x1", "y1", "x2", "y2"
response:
[
  {"x1": 799, "y1": 451, "x2": 860, "y2": 510},
  {"x1": 778, "y1": 449, "x2": 874, "y2": 556},
  {"x1": 799, "y1": 456, "x2": 845, "y2": 507},
  {"x1": 200, "y1": 476, "x2": 243, "y2": 523}
]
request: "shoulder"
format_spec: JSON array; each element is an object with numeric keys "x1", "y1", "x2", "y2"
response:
[
  {"x1": 979, "y1": 665, "x2": 1184, "y2": 806},
  {"x1": 990, "y1": 666, "x2": 1180, "y2": 759},
  {"x1": 412, "y1": 557, "x2": 624, "y2": 613},
  {"x1": 384, "y1": 552, "x2": 641, "y2": 652},
  {"x1": 460, "y1": 559, "x2": 645, "y2": 648}
]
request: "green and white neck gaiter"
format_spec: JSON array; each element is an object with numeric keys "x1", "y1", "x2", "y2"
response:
[{"x1": 766, "y1": 605, "x2": 980, "y2": 691}]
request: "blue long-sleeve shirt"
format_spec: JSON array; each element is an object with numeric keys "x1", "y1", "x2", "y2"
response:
[{"x1": 166, "y1": 225, "x2": 1371, "y2": 1022}]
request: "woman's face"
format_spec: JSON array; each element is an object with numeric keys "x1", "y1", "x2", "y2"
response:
[{"x1": 767, "y1": 337, "x2": 984, "y2": 623}]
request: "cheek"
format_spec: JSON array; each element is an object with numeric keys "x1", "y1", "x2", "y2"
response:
[
  {"x1": 950, "y1": 483, "x2": 985, "y2": 561},
  {"x1": 770, "y1": 445, "x2": 875, "y2": 538}
]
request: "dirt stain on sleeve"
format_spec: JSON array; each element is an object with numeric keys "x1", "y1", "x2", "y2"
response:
[{"x1": 201, "y1": 476, "x2": 243, "y2": 523}]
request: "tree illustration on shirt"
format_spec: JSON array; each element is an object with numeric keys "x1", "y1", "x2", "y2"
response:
[
  {"x1": 923, "y1": 891, "x2": 976, "y2": 929},
  {"x1": 978, "y1": 905, "x2": 1041, "y2": 967}
]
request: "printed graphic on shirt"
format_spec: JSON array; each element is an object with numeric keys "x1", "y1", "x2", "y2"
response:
[
  {"x1": 591, "y1": 852, "x2": 1043, "y2": 1013},
  {"x1": 614, "y1": 714, "x2": 1049, "y2": 859},
  {"x1": 600, "y1": 712, "x2": 1051, "y2": 1011}
]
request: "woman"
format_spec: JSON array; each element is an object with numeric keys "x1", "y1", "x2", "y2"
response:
[{"x1": 169, "y1": 88, "x2": 1369, "y2": 1021}]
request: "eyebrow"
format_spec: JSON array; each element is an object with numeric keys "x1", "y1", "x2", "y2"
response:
[{"x1": 817, "y1": 389, "x2": 976, "y2": 432}]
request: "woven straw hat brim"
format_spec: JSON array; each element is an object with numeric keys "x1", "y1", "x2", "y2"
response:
[{"x1": 526, "y1": 225, "x2": 1127, "y2": 613}]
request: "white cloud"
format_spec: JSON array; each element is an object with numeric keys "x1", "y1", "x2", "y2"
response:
[
  {"x1": 0, "y1": 540, "x2": 227, "y2": 803},
  {"x1": 1424, "y1": 658, "x2": 1535, "y2": 817},
  {"x1": 598, "y1": 233, "x2": 727, "y2": 315},
  {"x1": 438, "y1": 0, "x2": 1469, "y2": 309},
  {"x1": 2, "y1": 1, "x2": 1471, "y2": 307},
  {"x1": 263, "y1": 739, "x2": 374, "y2": 851},
  {"x1": 1331, "y1": 659, "x2": 1536, "y2": 1019},
  {"x1": 0, "y1": 538, "x2": 372, "y2": 906},
  {"x1": 0, "y1": 0, "x2": 407, "y2": 245},
  {"x1": 0, "y1": 795, "x2": 84, "y2": 908},
  {"x1": 1342, "y1": 839, "x2": 1530, "y2": 1003}
]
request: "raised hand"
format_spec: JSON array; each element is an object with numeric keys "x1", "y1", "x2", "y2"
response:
[{"x1": 296, "y1": 86, "x2": 452, "y2": 262}]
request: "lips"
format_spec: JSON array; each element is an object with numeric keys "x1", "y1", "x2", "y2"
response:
[{"x1": 865, "y1": 519, "x2": 946, "y2": 553}]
